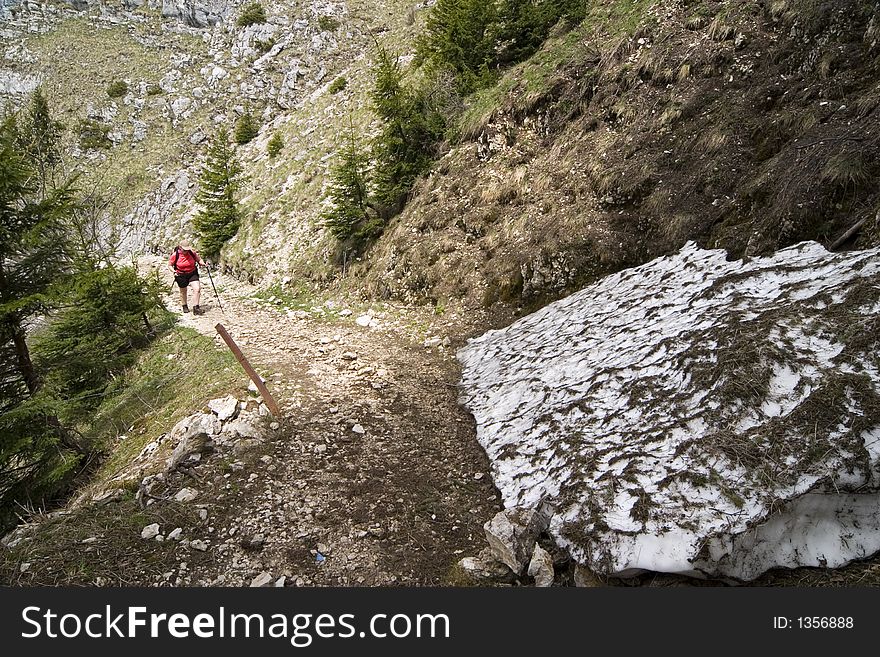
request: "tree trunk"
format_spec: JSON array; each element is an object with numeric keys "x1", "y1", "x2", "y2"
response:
[{"x1": 10, "y1": 322, "x2": 40, "y2": 395}]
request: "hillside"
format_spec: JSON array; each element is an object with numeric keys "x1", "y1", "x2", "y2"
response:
[{"x1": 356, "y1": 0, "x2": 880, "y2": 308}]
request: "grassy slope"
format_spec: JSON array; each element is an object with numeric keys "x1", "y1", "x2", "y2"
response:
[
  {"x1": 222, "y1": 0, "x2": 425, "y2": 285},
  {"x1": 26, "y1": 13, "x2": 211, "y2": 217},
  {"x1": 0, "y1": 324, "x2": 244, "y2": 585}
]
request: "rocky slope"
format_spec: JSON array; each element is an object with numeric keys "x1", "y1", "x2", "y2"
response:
[{"x1": 0, "y1": 0, "x2": 418, "y2": 271}]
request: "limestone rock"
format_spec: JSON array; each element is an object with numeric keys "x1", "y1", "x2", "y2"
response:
[
  {"x1": 174, "y1": 488, "x2": 199, "y2": 503},
  {"x1": 141, "y1": 524, "x2": 160, "y2": 540},
  {"x1": 456, "y1": 548, "x2": 516, "y2": 584},
  {"x1": 208, "y1": 395, "x2": 239, "y2": 422},
  {"x1": 483, "y1": 502, "x2": 552, "y2": 574},
  {"x1": 222, "y1": 411, "x2": 265, "y2": 441},
  {"x1": 527, "y1": 544, "x2": 554, "y2": 587},
  {"x1": 166, "y1": 413, "x2": 219, "y2": 471},
  {"x1": 92, "y1": 488, "x2": 125, "y2": 506},
  {"x1": 250, "y1": 571, "x2": 273, "y2": 587},
  {"x1": 160, "y1": 0, "x2": 230, "y2": 28}
]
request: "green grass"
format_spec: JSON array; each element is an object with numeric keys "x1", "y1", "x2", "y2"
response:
[{"x1": 90, "y1": 324, "x2": 243, "y2": 484}]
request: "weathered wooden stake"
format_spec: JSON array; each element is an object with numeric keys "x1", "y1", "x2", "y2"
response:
[{"x1": 215, "y1": 323, "x2": 282, "y2": 418}]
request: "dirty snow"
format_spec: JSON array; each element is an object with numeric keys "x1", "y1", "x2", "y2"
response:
[{"x1": 458, "y1": 241, "x2": 880, "y2": 580}]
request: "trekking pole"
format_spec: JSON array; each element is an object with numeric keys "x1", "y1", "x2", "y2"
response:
[{"x1": 204, "y1": 264, "x2": 225, "y2": 314}]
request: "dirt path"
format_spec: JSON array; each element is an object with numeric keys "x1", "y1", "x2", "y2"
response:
[{"x1": 150, "y1": 259, "x2": 504, "y2": 586}]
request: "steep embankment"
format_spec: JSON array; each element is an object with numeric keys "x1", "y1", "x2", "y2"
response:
[{"x1": 355, "y1": 0, "x2": 880, "y2": 309}]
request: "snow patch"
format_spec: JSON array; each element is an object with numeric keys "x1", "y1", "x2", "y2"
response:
[{"x1": 458, "y1": 241, "x2": 880, "y2": 580}]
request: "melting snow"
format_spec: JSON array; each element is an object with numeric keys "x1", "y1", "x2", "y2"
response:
[{"x1": 458, "y1": 241, "x2": 880, "y2": 580}]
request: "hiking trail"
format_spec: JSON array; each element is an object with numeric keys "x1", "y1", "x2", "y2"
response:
[{"x1": 144, "y1": 256, "x2": 503, "y2": 585}]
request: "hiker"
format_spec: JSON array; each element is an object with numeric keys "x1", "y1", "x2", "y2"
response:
[{"x1": 169, "y1": 240, "x2": 207, "y2": 315}]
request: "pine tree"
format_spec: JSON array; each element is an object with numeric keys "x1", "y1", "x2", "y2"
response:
[
  {"x1": 0, "y1": 114, "x2": 72, "y2": 395},
  {"x1": 371, "y1": 47, "x2": 445, "y2": 214},
  {"x1": 16, "y1": 88, "x2": 63, "y2": 194},
  {"x1": 193, "y1": 129, "x2": 245, "y2": 257},
  {"x1": 0, "y1": 112, "x2": 85, "y2": 524},
  {"x1": 234, "y1": 110, "x2": 259, "y2": 145},
  {"x1": 34, "y1": 266, "x2": 163, "y2": 424},
  {"x1": 323, "y1": 124, "x2": 372, "y2": 240},
  {"x1": 417, "y1": 0, "x2": 586, "y2": 91},
  {"x1": 417, "y1": 0, "x2": 498, "y2": 92},
  {"x1": 267, "y1": 132, "x2": 283, "y2": 158}
]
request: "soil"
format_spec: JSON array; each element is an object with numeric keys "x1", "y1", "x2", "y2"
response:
[{"x1": 141, "y1": 259, "x2": 515, "y2": 586}]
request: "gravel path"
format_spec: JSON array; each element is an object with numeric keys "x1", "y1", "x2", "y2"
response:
[{"x1": 150, "y1": 258, "x2": 504, "y2": 586}]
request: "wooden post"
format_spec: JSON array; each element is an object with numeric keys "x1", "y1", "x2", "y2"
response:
[{"x1": 214, "y1": 323, "x2": 282, "y2": 418}]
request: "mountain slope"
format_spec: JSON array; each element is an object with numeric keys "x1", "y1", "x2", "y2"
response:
[{"x1": 354, "y1": 0, "x2": 880, "y2": 309}]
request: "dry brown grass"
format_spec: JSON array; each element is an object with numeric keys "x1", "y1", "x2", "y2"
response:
[
  {"x1": 821, "y1": 152, "x2": 872, "y2": 192},
  {"x1": 678, "y1": 63, "x2": 692, "y2": 82},
  {"x1": 708, "y1": 17, "x2": 736, "y2": 42},
  {"x1": 695, "y1": 128, "x2": 730, "y2": 154}
]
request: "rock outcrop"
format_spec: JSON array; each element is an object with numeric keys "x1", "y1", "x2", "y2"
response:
[{"x1": 458, "y1": 241, "x2": 880, "y2": 581}]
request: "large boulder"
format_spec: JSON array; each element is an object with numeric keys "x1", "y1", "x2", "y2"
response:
[{"x1": 458, "y1": 241, "x2": 880, "y2": 581}]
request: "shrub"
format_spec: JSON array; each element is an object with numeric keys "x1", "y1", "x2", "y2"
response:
[
  {"x1": 106, "y1": 80, "x2": 128, "y2": 99},
  {"x1": 328, "y1": 76, "x2": 348, "y2": 94},
  {"x1": 267, "y1": 133, "x2": 283, "y2": 158},
  {"x1": 78, "y1": 118, "x2": 111, "y2": 150},
  {"x1": 254, "y1": 38, "x2": 275, "y2": 54},
  {"x1": 237, "y1": 2, "x2": 267, "y2": 27},
  {"x1": 318, "y1": 15, "x2": 340, "y2": 32},
  {"x1": 146, "y1": 83, "x2": 163, "y2": 96},
  {"x1": 233, "y1": 110, "x2": 259, "y2": 145}
]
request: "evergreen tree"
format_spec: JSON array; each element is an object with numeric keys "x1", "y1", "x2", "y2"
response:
[
  {"x1": 0, "y1": 115, "x2": 72, "y2": 395},
  {"x1": 15, "y1": 88, "x2": 63, "y2": 194},
  {"x1": 193, "y1": 128, "x2": 245, "y2": 257},
  {"x1": 417, "y1": 0, "x2": 586, "y2": 92},
  {"x1": 371, "y1": 47, "x2": 445, "y2": 214},
  {"x1": 323, "y1": 124, "x2": 372, "y2": 240},
  {"x1": 35, "y1": 266, "x2": 163, "y2": 424},
  {"x1": 234, "y1": 110, "x2": 259, "y2": 145},
  {"x1": 0, "y1": 112, "x2": 84, "y2": 525},
  {"x1": 417, "y1": 0, "x2": 498, "y2": 92},
  {"x1": 494, "y1": 0, "x2": 586, "y2": 65},
  {"x1": 267, "y1": 132, "x2": 283, "y2": 158}
]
